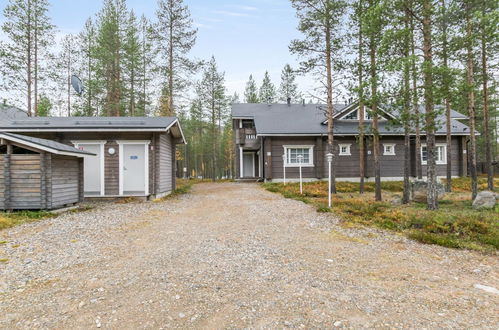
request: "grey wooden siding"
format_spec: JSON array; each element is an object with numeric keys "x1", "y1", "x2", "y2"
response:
[
  {"x1": 10, "y1": 155, "x2": 42, "y2": 209},
  {"x1": 0, "y1": 153, "x2": 82, "y2": 210},
  {"x1": 51, "y1": 156, "x2": 80, "y2": 208},
  {"x1": 157, "y1": 133, "x2": 174, "y2": 194},
  {"x1": 267, "y1": 135, "x2": 464, "y2": 179},
  {"x1": 271, "y1": 137, "x2": 318, "y2": 179},
  {"x1": 104, "y1": 141, "x2": 119, "y2": 195}
]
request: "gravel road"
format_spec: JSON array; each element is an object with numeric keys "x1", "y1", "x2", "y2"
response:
[{"x1": 0, "y1": 183, "x2": 498, "y2": 329}]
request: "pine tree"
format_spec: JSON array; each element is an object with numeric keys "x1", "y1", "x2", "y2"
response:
[
  {"x1": 56, "y1": 34, "x2": 78, "y2": 117},
  {"x1": 196, "y1": 56, "x2": 227, "y2": 180},
  {"x1": 37, "y1": 94, "x2": 51, "y2": 116},
  {"x1": 156, "y1": 0, "x2": 197, "y2": 116},
  {"x1": 94, "y1": 0, "x2": 129, "y2": 116},
  {"x1": 77, "y1": 18, "x2": 98, "y2": 116},
  {"x1": 259, "y1": 71, "x2": 276, "y2": 103},
  {"x1": 137, "y1": 15, "x2": 157, "y2": 117},
  {"x1": 244, "y1": 74, "x2": 259, "y2": 103},
  {"x1": 123, "y1": 11, "x2": 141, "y2": 116},
  {"x1": 0, "y1": 0, "x2": 54, "y2": 116},
  {"x1": 290, "y1": 0, "x2": 348, "y2": 194},
  {"x1": 278, "y1": 64, "x2": 300, "y2": 103}
]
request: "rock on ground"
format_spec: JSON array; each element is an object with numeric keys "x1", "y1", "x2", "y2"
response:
[
  {"x1": 472, "y1": 191, "x2": 497, "y2": 209},
  {"x1": 0, "y1": 183, "x2": 498, "y2": 329}
]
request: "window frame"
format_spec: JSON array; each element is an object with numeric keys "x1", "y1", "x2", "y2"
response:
[
  {"x1": 421, "y1": 143, "x2": 447, "y2": 165},
  {"x1": 383, "y1": 143, "x2": 396, "y2": 156},
  {"x1": 283, "y1": 145, "x2": 314, "y2": 167},
  {"x1": 338, "y1": 143, "x2": 352, "y2": 156}
]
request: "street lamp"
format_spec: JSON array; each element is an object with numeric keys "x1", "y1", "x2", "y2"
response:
[
  {"x1": 326, "y1": 153, "x2": 333, "y2": 207},
  {"x1": 282, "y1": 153, "x2": 287, "y2": 185},
  {"x1": 297, "y1": 154, "x2": 304, "y2": 194}
]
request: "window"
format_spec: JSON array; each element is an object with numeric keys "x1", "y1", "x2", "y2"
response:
[
  {"x1": 421, "y1": 144, "x2": 447, "y2": 165},
  {"x1": 344, "y1": 110, "x2": 358, "y2": 120},
  {"x1": 241, "y1": 120, "x2": 255, "y2": 129},
  {"x1": 383, "y1": 144, "x2": 396, "y2": 156},
  {"x1": 339, "y1": 144, "x2": 351, "y2": 156},
  {"x1": 283, "y1": 145, "x2": 314, "y2": 167}
]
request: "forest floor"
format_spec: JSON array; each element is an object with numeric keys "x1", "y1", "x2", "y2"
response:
[
  {"x1": 1, "y1": 182, "x2": 498, "y2": 329},
  {"x1": 263, "y1": 177, "x2": 498, "y2": 252}
]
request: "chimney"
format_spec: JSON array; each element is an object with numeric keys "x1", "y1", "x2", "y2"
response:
[
  {"x1": 267, "y1": 96, "x2": 272, "y2": 106},
  {"x1": 2, "y1": 99, "x2": 6, "y2": 106},
  {"x1": 302, "y1": 99, "x2": 305, "y2": 106},
  {"x1": 287, "y1": 97, "x2": 291, "y2": 106}
]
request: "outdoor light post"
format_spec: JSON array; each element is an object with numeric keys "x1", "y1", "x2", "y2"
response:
[
  {"x1": 297, "y1": 154, "x2": 303, "y2": 195},
  {"x1": 326, "y1": 153, "x2": 333, "y2": 207},
  {"x1": 282, "y1": 154, "x2": 286, "y2": 185}
]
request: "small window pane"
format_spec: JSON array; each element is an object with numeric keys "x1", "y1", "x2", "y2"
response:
[
  {"x1": 344, "y1": 110, "x2": 358, "y2": 120},
  {"x1": 422, "y1": 146, "x2": 428, "y2": 162}
]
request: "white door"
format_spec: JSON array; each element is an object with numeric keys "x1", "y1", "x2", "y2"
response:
[
  {"x1": 243, "y1": 152, "x2": 254, "y2": 177},
  {"x1": 122, "y1": 144, "x2": 147, "y2": 195},
  {"x1": 79, "y1": 144, "x2": 102, "y2": 196}
]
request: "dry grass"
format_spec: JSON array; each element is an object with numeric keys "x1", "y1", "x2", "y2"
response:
[
  {"x1": 262, "y1": 178, "x2": 498, "y2": 252},
  {"x1": 0, "y1": 211, "x2": 55, "y2": 231}
]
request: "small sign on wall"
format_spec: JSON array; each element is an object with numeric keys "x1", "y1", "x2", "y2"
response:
[
  {"x1": 267, "y1": 152, "x2": 271, "y2": 156},
  {"x1": 130, "y1": 156, "x2": 138, "y2": 160}
]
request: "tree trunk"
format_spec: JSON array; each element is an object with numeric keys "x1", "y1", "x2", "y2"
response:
[
  {"x1": 168, "y1": 14, "x2": 174, "y2": 115},
  {"x1": 422, "y1": 0, "x2": 437, "y2": 210},
  {"x1": 410, "y1": 2, "x2": 422, "y2": 179},
  {"x1": 481, "y1": 21, "x2": 493, "y2": 191},
  {"x1": 27, "y1": 0, "x2": 32, "y2": 117},
  {"x1": 466, "y1": 7, "x2": 478, "y2": 200},
  {"x1": 403, "y1": 7, "x2": 411, "y2": 204},
  {"x1": 67, "y1": 45, "x2": 71, "y2": 117},
  {"x1": 358, "y1": 0, "x2": 365, "y2": 194},
  {"x1": 325, "y1": 19, "x2": 336, "y2": 193},
  {"x1": 368, "y1": 8, "x2": 381, "y2": 202},
  {"x1": 441, "y1": 0, "x2": 452, "y2": 192},
  {"x1": 34, "y1": 10, "x2": 38, "y2": 116}
]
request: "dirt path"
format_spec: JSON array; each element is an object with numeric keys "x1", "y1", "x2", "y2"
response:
[{"x1": 1, "y1": 183, "x2": 498, "y2": 329}]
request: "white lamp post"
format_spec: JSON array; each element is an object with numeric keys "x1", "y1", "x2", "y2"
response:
[
  {"x1": 282, "y1": 153, "x2": 287, "y2": 185},
  {"x1": 326, "y1": 153, "x2": 333, "y2": 207},
  {"x1": 297, "y1": 154, "x2": 303, "y2": 194}
]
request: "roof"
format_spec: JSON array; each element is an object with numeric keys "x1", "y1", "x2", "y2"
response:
[
  {"x1": 231, "y1": 103, "x2": 471, "y2": 136},
  {"x1": 0, "y1": 132, "x2": 95, "y2": 157},
  {"x1": 0, "y1": 104, "x2": 29, "y2": 120},
  {"x1": 0, "y1": 116, "x2": 186, "y2": 143}
]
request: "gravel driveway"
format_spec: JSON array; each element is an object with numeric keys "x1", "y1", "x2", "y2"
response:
[{"x1": 0, "y1": 183, "x2": 498, "y2": 329}]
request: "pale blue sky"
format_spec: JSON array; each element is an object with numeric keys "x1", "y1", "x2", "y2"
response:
[{"x1": 0, "y1": 0, "x2": 317, "y2": 100}]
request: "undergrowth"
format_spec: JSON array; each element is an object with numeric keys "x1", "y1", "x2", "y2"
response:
[{"x1": 262, "y1": 180, "x2": 498, "y2": 252}]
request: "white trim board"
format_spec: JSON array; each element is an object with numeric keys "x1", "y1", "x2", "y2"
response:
[
  {"x1": 72, "y1": 140, "x2": 106, "y2": 196},
  {"x1": 283, "y1": 145, "x2": 315, "y2": 167},
  {"x1": 117, "y1": 140, "x2": 151, "y2": 196}
]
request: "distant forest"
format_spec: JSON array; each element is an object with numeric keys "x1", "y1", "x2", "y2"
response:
[{"x1": 0, "y1": 0, "x2": 497, "y2": 200}]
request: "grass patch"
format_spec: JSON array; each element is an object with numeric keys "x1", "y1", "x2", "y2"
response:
[
  {"x1": 0, "y1": 211, "x2": 55, "y2": 231},
  {"x1": 0, "y1": 258, "x2": 9, "y2": 263},
  {"x1": 262, "y1": 181, "x2": 498, "y2": 253},
  {"x1": 154, "y1": 178, "x2": 193, "y2": 202}
]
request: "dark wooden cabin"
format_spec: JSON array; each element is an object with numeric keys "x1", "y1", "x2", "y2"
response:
[{"x1": 0, "y1": 132, "x2": 94, "y2": 210}]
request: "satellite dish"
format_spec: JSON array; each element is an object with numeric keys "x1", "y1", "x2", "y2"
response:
[{"x1": 71, "y1": 75, "x2": 84, "y2": 96}]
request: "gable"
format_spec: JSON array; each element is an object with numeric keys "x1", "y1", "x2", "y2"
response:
[{"x1": 321, "y1": 103, "x2": 395, "y2": 124}]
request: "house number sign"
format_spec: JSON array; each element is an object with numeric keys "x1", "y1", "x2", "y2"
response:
[{"x1": 130, "y1": 156, "x2": 138, "y2": 160}]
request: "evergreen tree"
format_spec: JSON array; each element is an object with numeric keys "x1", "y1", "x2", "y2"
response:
[
  {"x1": 156, "y1": 0, "x2": 197, "y2": 116},
  {"x1": 0, "y1": 0, "x2": 55, "y2": 116},
  {"x1": 56, "y1": 34, "x2": 78, "y2": 117},
  {"x1": 244, "y1": 74, "x2": 259, "y2": 103},
  {"x1": 123, "y1": 11, "x2": 141, "y2": 116},
  {"x1": 94, "y1": 0, "x2": 129, "y2": 116},
  {"x1": 137, "y1": 15, "x2": 157, "y2": 117},
  {"x1": 77, "y1": 18, "x2": 98, "y2": 116},
  {"x1": 259, "y1": 71, "x2": 276, "y2": 103},
  {"x1": 37, "y1": 94, "x2": 51, "y2": 116},
  {"x1": 278, "y1": 64, "x2": 300, "y2": 103},
  {"x1": 290, "y1": 0, "x2": 348, "y2": 194},
  {"x1": 196, "y1": 56, "x2": 227, "y2": 180}
]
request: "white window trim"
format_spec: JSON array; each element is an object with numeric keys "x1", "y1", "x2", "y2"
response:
[
  {"x1": 72, "y1": 140, "x2": 106, "y2": 196},
  {"x1": 383, "y1": 143, "x2": 396, "y2": 156},
  {"x1": 421, "y1": 143, "x2": 447, "y2": 165},
  {"x1": 283, "y1": 145, "x2": 314, "y2": 167},
  {"x1": 117, "y1": 140, "x2": 151, "y2": 196},
  {"x1": 338, "y1": 144, "x2": 352, "y2": 156},
  {"x1": 339, "y1": 107, "x2": 375, "y2": 121}
]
